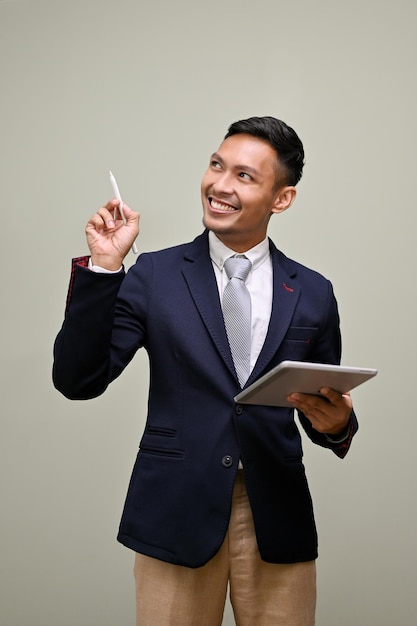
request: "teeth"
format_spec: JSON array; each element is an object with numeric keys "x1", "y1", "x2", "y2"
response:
[{"x1": 210, "y1": 199, "x2": 237, "y2": 211}]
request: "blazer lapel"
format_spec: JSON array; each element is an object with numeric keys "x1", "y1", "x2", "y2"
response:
[
  {"x1": 181, "y1": 232, "x2": 301, "y2": 386},
  {"x1": 247, "y1": 243, "x2": 300, "y2": 385},
  {"x1": 182, "y1": 232, "x2": 236, "y2": 376}
]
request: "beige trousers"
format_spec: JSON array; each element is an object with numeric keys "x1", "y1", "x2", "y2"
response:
[{"x1": 134, "y1": 471, "x2": 316, "y2": 626}]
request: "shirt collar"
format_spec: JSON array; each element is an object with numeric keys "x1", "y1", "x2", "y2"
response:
[{"x1": 208, "y1": 230, "x2": 270, "y2": 272}]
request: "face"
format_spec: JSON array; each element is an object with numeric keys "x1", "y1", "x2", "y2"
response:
[{"x1": 201, "y1": 133, "x2": 296, "y2": 252}]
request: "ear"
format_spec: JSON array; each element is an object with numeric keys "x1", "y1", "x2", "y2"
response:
[{"x1": 271, "y1": 186, "x2": 297, "y2": 215}]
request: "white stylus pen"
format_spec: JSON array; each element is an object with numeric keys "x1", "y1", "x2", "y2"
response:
[{"x1": 109, "y1": 170, "x2": 138, "y2": 254}]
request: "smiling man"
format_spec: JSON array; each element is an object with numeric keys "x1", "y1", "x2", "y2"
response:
[
  {"x1": 53, "y1": 116, "x2": 357, "y2": 626},
  {"x1": 201, "y1": 130, "x2": 296, "y2": 252}
]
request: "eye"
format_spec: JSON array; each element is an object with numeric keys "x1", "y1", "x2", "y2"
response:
[
  {"x1": 211, "y1": 159, "x2": 222, "y2": 169},
  {"x1": 238, "y1": 171, "x2": 252, "y2": 180}
]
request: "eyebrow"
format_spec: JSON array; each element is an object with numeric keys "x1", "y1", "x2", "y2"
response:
[{"x1": 210, "y1": 153, "x2": 260, "y2": 178}]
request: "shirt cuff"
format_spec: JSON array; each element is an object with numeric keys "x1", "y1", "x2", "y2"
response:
[
  {"x1": 324, "y1": 424, "x2": 351, "y2": 443},
  {"x1": 88, "y1": 258, "x2": 123, "y2": 274}
]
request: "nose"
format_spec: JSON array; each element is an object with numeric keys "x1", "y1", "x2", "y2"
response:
[{"x1": 212, "y1": 170, "x2": 234, "y2": 196}]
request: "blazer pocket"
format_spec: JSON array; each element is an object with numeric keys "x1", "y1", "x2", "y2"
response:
[
  {"x1": 145, "y1": 426, "x2": 177, "y2": 437},
  {"x1": 278, "y1": 326, "x2": 318, "y2": 361},
  {"x1": 284, "y1": 326, "x2": 318, "y2": 343},
  {"x1": 139, "y1": 428, "x2": 184, "y2": 460},
  {"x1": 139, "y1": 445, "x2": 185, "y2": 460}
]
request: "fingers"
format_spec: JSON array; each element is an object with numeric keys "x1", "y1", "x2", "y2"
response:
[
  {"x1": 287, "y1": 391, "x2": 328, "y2": 422},
  {"x1": 288, "y1": 389, "x2": 352, "y2": 435},
  {"x1": 117, "y1": 202, "x2": 140, "y2": 227},
  {"x1": 85, "y1": 200, "x2": 140, "y2": 269},
  {"x1": 88, "y1": 206, "x2": 116, "y2": 233},
  {"x1": 87, "y1": 200, "x2": 139, "y2": 234},
  {"x1": 319, "y1": 387, "x2": 350, "y2": 406},
  {"x1": 102, "y1": 199, "x2": 125, "y2": 227},
  {"x1": 288, "y1": 388, "x2": 351, "y2": 410}
]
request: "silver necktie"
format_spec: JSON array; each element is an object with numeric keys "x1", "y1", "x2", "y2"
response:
[{"x1": 222, "y1": 255, "x2": 252, "y2": 387}]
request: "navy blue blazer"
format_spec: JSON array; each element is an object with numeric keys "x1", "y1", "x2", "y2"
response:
[{"x1": 53, "y1": 230, "x2": 358, "y2": 567}]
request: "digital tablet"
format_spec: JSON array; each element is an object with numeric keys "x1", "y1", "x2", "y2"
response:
[{"x1": 234, "y1": 360, "x2": 378, "y2": 407}]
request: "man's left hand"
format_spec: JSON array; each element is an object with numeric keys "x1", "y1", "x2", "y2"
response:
[{"x1": 287, "y1": 388, "x2": 353, "y2": 436}]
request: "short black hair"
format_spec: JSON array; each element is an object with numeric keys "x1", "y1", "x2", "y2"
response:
[{"x1": 225, "y1": 116, "x2": 305, "y2": 186}]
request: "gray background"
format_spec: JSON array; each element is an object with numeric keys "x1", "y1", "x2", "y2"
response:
[{"x1": 1, "y1": 0, "x2": 416, "y2": 624}]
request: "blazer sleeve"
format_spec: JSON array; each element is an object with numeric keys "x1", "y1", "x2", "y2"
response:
[
  {"x1": 298, "y1": 409, "x2": 358, "y2": 459},
  {"x1": 53, "y1": 257, "x2": 127, "y2": 399},
  {"x1": 297, "y1": 277, "x2": 358, "y2": 458}
]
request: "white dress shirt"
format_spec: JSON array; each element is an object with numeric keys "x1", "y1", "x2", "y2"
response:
[{"x1": 208, "y1": 230, "x2": 272, "y2": 374}]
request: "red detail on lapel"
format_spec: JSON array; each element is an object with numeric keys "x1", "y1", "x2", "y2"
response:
[{"x1": 283, "y1": 283, "x2": 294, "y2": 292}]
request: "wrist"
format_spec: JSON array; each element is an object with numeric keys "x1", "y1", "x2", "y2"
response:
[
  {"x1": 90, "y1": 254, "x2": 124, "y2": 271},
  {"x1": 325, "y1": 417, "x2": 351, "y2": 443}
]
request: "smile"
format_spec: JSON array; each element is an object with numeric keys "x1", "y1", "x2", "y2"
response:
[{"x1": 209, "y1": 197, "x2": 238, "y2": 212}]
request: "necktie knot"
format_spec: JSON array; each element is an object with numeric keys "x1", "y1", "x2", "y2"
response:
[{"x1": 224, "y1": 255, "x2": 252, "y2": 282}]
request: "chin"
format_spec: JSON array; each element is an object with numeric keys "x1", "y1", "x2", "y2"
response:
[
  {"x1": 203, "y1": 207, "x2": 236, "y2": 229},
  {"x1": 203, "y1": 215, "x2": 227, "y2": 235}
]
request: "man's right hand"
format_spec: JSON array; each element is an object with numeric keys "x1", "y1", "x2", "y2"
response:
[{"x1": 86, "y1": 199, "x2": 140, "y2": 270}]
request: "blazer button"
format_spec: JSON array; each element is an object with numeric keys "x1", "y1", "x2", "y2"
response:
[
  {"x1": 235, "y1": 404, "x2": 243, "y2": 415},
  {"x1": 222, "y1": 455, "x2": 233, "y2": 468}
]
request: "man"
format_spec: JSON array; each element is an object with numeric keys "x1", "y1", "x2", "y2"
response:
[{"x1": 53, "y1": 116, "x2": 357, "y2": 625}]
